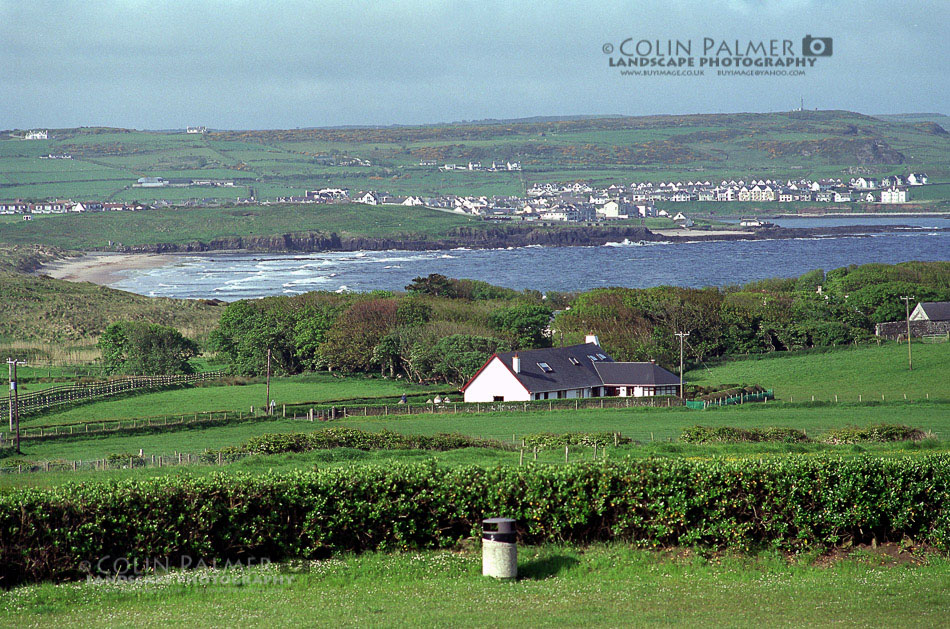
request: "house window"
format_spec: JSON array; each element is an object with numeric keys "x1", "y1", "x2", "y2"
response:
[
  {"x1": 596, "y1": 353, "x2": 607, "y2": 360},
  {"x1": 493, "y1": 396, "x2": 504, "y2": 402},
  {"x1": 537, "y1": 362, "x2": 553, "y2": 373},
  {"x1": 568, "y1": 357, "x2": 580, "y2": 366},
  {"x1": 587, "y1": 355, "x2": 598, "y2": 362}
]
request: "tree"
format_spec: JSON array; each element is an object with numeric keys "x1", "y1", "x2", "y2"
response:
[
  {"x1": 488, "y1": 304, "x2": 552, "y2": 349},
  {"x1": 98, "y1": 321, "x2": 199, "y2": 375}
]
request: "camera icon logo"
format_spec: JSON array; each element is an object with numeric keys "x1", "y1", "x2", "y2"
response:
[{"x1": 802, "y1": 35, "x2": 833, "y2": 57}]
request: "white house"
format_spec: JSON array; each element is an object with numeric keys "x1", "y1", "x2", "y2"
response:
[
  {"x1": 357, "y1": 191, "x2": 379, "y2": 205},
  {"x1": 186, "y1": 126, "x2": 207, "y2": 134},
  {"x1": 909, "y1": 302, "x2": 950, "y2": 322},
  {"x1": 880, "y1": 187, "x2": 907, "y2": 204},
  {"x1": 906, "y1": 173, "x2": 928, "y2": 186},
  {"x1": 23, "y1": 130, "x2": 48, "y2": 140},
  {"x1": 460, "y1": 338, "x2": 681, "y2": 402}
]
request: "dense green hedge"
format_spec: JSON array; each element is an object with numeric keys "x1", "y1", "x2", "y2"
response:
[
  {"x1": 2, "y1": 456, "x2": 949, "y2": 586},
  {"x1": 201, "y1": 428, "x2": 513, "y2": 462},
  {"x1": 681, "y1": 426, "x2": 810, "y2": 444},
  {"x1": 681, "y1": 424, "x2": 925, "y2": 444},
  {"x1": 523, "y1": 432, "x2": 633, "y2": 449}
]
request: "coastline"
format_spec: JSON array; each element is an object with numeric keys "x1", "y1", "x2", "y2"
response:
[
  {"x1": 39, "y1": 252, "x2": 183, "y2": 285},
  {"x1": 31, "y1": 223, "x2": 949, "y2": 289}
]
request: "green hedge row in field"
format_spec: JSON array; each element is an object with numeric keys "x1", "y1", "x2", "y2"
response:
[
  {"x1": 681, "y1": 423, "x2": 926, "y2": 444},
  {"x1": 2, "y1": 456, "x2": 949, "y2": 586},
  {"x1": 202, "y1": 427, "x2": 513, "y2": 462},
  {"x1": 523, "y1": 432, "x2": 634, "y2": 449}
]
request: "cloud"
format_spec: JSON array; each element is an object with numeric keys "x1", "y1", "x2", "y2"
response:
[{"x1": 0, "y1": 0, "x2": 946, "y2": 128}]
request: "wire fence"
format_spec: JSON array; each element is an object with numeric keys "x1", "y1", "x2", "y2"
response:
[
  {"x1": 1, "y1": 395, "x2": 684, "y2": 445},
  {"x1": 1, "y1": 371, "x2": 225, "y2": 418}
]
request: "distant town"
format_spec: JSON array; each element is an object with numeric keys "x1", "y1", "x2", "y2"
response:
[{"x1": 0, "y1": 172, "x2": 930, "y2": 224}]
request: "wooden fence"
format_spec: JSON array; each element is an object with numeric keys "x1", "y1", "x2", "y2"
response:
[
  {"x1": 1, "y1": 395, "x2": 684, "y2": 445},
  {"x1": 0, "y1": 371, "x2": 225, "y2": 418}
]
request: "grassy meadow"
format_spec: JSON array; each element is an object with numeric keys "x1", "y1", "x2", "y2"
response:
[{"x1": 2, "y1": 545, "x2": 947, "y2": 628}]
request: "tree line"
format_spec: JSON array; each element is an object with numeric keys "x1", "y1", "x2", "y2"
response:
[{"x1": 102, "y1": 262, "x2": 950, "y2": 381}]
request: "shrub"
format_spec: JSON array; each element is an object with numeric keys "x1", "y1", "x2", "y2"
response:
[
  {"x1": 523, "y1": 432, "x2": 633, "y2": 449},
  {"x1": 681, "y1": 426, "x2": 809, "y2": 444},
  {"x1": 820, "y1": 424, "x2": 926, "y2": 444}
]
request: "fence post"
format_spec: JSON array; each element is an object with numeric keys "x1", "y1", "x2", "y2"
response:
[{"x1": 564, "y1": 445, "x2": 569, "y2": 464}]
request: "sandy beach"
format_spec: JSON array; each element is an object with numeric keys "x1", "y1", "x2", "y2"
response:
[{"x1": 39, "y1": 253, "x2": 181, "y2": 286}]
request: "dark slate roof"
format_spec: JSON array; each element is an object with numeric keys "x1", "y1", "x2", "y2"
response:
[
  {"x1": 919, "y1": 302, "x2": 950, "y2": 321},
  {"x1": 494, "y1": 343, "x2": 610, "y2": 394},
  {"x1": 593, "y1": 362, "x2": 681, "y2": 387}
]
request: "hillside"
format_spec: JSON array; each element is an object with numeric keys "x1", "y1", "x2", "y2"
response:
[
  {"x1": 686, "y1": 343, "x2": 950, "y2": 401},
  {"x1": 0, "y1": 273, "x2": 223, "y2": 343},
  {"x1": 1, "y1": 110, "x2": 946, "y2": 201}
]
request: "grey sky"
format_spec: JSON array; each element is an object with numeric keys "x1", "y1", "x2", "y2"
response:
[{"x1": 1, "y1": 0, "x2": 946, "y2": 129}]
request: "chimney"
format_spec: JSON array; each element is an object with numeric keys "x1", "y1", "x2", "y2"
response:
[
  {"x1": 650, "y1": 359, "x2": 656, "y2": 364},
  {"x1": 512, "y1": 354, "x2": 521, "y2": 374},
  {"x1": 585, "y1": 334, "x2": 600, "y2": 346}
]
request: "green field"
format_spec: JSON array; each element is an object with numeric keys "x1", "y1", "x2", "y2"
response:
[
  {"x1": 686, "y1": 342, "x2": 950, "y2": 401},
  {"x1": 0, "y1": 203, "x2": 478, "y2": 249},
  {"x1": 2, "y1": 111, "x2": 947, "y2": 205},
  {"x1": 2, "y1": 545, "x2": 947, "y2": 628}
]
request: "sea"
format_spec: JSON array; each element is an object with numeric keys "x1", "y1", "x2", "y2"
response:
[{"x1": 109, "y1": 217, "x2": 950, "y2": 300}]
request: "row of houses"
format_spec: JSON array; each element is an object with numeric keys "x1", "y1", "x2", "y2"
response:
[
  {"x1": 0, "y1": 200, "x2": 145, "y2": 215},
  {"x1": 429, "y1": 161, "x2": 522, "y2": 172}
]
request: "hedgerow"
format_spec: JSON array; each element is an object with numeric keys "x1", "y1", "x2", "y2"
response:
[
  {"x1": 1, "y1": 456, "x2": 948, "y2": 586},
  {"x1": 820, "y1": 424, "x2": 927, "y2": 444},
  {"x1": 681, "y1": 424, "x2": 926, "y2": 445},
  {"x1": 199, "y1": 428, "x2": 512, "y2": 461},
  {"x1": 523, "y1": 432, "x2": 633, "y2": 449},
  {"x1": 681, "y1": 426, "x2": 809, "y2": 444}
]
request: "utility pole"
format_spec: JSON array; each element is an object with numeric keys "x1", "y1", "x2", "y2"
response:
[
  {"x1": 7, "y1": 358, "x2": 24, "y2": 454},
  {"x1": 7, "y1": 358, "x2": 12, "y2": 432},
  {"x1": 265, "y1": 349, "x2": 272, "y2": 414},
  {"x1": 675, "y1": 332, "x2": 690, "y2": 399},
  {"x1": 900, "y1": 296, "x2": 915, "y2": 370}
]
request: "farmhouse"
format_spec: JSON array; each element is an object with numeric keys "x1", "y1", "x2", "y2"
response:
[
  {"x1": 875, "y1": 301, "x2": 950, "y2": 339},
  {"x1": 910, "y1": 302, "x2": 950, "y2": 322},
  {"x1": 460, "y1": 338, "x2": 681, "y2": 402}
]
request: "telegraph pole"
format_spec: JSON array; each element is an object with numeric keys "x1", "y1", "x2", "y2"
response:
[
  {"x1": 7, "y1": 358, "x2": 12, "y2": 432},
  {"x1": 900, "y1": 296, "x2": 915, "y2": 370},
  {"x1": 7, "y1": 358, "x2": 24, "y2": 454},
  {"x1": 675, "y1": 332, "x2": 690, "y2": 399},
  {"x1": 265, "y1": 349, "x2": 272, "y2": 414}
]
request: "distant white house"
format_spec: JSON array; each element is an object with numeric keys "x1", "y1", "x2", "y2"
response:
[
  {"x1": 460, "y1": 338, "x2": 681, "y2": 402},
  {"x1": 880, "y1": 186, "x2": 907, "y2": 204},
  {"x1": 357, "y1": 191, "x2": 379, "y2": 205},
  {"x1": 134, "y1": 177, "x2": 168, "y2": 188},
  {"x1": 23, "y1": 130, "x2": 48, "y2": 140},
  {"x1": 186, "y1": 126, "x2": 207, "y2": 134},
  {"x1": 906, "y1": 173, "x2": 928, "y2": 186}
]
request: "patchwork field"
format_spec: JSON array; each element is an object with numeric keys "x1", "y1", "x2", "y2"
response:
[{"x1": 3, "y1": 110, "x2": 948, "y2": 204}]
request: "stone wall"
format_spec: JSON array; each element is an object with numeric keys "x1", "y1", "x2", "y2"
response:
[{"x1": 875, "y1": 319, "x2": 950, "y2": 340}]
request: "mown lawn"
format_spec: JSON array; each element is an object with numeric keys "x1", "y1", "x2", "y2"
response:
[
  {"x1": 2, "y1": 545, "x2": 947, "y2": 628},
  {"x1": 21, "y1": 372, "x2": 451, "y2": 427}
]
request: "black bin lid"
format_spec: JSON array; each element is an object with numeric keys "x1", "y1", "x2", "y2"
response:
[{"x1": 482, "y1": 517, "x2": 517, "y2": 542}]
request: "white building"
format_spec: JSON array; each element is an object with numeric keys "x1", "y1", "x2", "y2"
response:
[
  {"x1": 460, "y1": 339, "x2": 681, "y2": 402},
  {"x1": 23, "y1": 130, "x2": 48, "y2": 140},
  {"x1": 880, "y1": 187, "x2": 907, "y2": 204}
]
